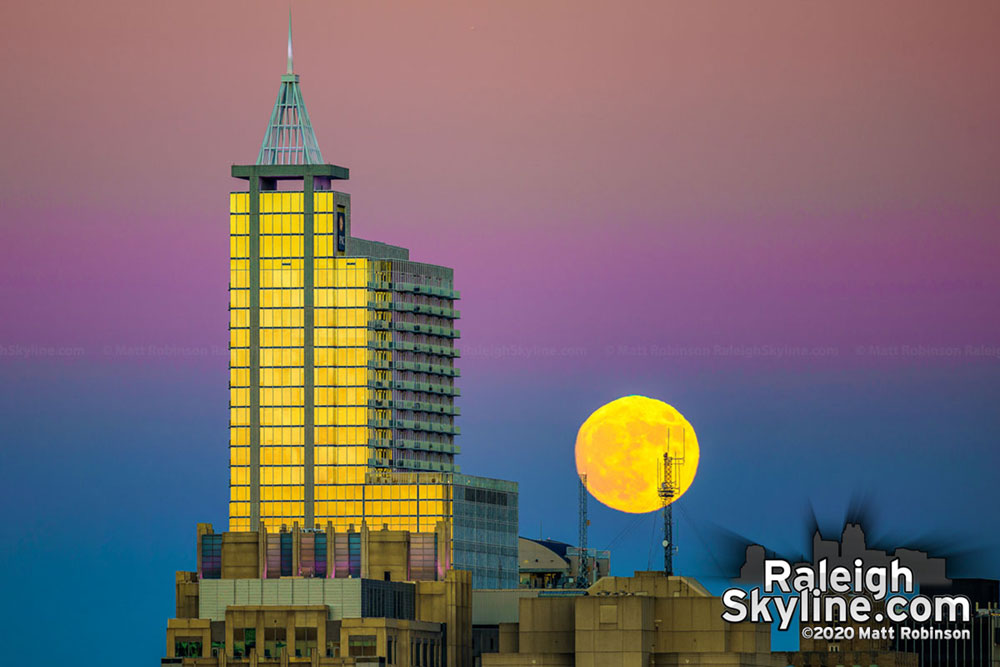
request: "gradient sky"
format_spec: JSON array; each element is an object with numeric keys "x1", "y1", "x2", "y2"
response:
[{"x1": 2, "y1": 0, "x2": 999, "y2": 662}]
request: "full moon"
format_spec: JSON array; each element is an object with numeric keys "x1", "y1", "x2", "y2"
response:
[{"x1": 575, "y1": 396, "x2": 700, "y2": 514}]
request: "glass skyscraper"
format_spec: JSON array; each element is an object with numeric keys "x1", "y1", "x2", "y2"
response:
[{"x1": 227, "y1": 31, "x2": 516, "y2": 587}]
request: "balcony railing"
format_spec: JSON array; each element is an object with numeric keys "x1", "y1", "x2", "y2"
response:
[
  {"x1": 366, "y1": 339, "x2": 460, "y2": 358},
  {"x1": 368, "y1": 418, "x2": 460, "y2": 435},
  {"x1": 366, "y1": 359, "x2": 460, "y2": 377},
  {"x1": 368, "y1": 320, "x2": 460, "y2": 339},
  {"x1": 368, "y1": 398, "x2": 460, "y2": 416},
  {"x1": 368, "y1": 281, "x2": 460, "y2": 300},
  {"x1": 368, "y1": 457, "x2": 460, "y2": 473},
  {"x1": 369, "y1": 437, "x2": 460, "y2": 455}
]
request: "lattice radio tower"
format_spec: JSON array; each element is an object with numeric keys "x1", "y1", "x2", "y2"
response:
[
  {"x1": 657, "y1": 427, "x2": 686, "y2": 576},
  {"x1": 577, "y1": 473, "x2": 590, "y2": 587}
]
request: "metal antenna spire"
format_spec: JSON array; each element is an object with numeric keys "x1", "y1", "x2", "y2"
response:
[{"x1": 287, "y1": 9, "x2": 294, "y2": 74}]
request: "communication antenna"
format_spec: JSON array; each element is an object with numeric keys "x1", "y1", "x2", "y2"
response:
[
  {"x1": 287, "y1": 9, "x2": 294, "y2": 74},
  {"x1": 657, "y1": 426, "x2": 686, "y2": 576},
  {"x1": 577, "y1": 473, "x2": 590, "y2": 587}
]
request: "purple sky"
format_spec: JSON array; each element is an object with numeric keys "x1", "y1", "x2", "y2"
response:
[
  {"x1": 2, "y1": 1, "x2": 999, "y2": 662},
  {"x1": 3, "y1": 1, "x2": 999, "y2": 359}
]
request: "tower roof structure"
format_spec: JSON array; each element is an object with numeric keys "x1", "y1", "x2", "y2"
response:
[{"x1": 256, "y1": 12, "x2": 324, "y2": 166}]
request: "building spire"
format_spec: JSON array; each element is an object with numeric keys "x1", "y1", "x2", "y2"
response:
[
  {"x1": 287, "y1": 9, "x2": 294, "y2": 75},
  {"x1": 256, "y1": 10, "x2": 325, "y2": 165}
]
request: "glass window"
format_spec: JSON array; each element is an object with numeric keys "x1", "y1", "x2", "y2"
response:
[
  {"x1": 348, "y1": 635, "x2": 377, "y2": 657},
  {"x1": 174, "y1": 639, "x2": 203, "y2": 658}
]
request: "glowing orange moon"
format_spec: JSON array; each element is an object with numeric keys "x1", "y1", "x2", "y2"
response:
[{"x1": 575, "y1": 396, "x2": 700, "y2": 514}]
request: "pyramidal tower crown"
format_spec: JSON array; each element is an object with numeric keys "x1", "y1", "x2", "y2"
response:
[{"x1": 256, "y1": 12, "x2": 324, "y2": 165}]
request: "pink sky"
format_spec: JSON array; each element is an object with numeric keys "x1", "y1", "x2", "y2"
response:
[
  {"x1": 2, "y1": 0, "x2": 998, "y2": 366},
  {"x1": 3, "y1": 7, "x2": 1000, "y2": 662}
]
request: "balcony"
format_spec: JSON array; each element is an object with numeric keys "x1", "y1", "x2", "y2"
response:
[
  {"x1": 368, "y1": 320, "x2": 460, "y2": 339},
  {"x1": 366, "y1": 339, "x2": 460, "y2": 358},
  {"x1": 366, "y1": 300, "x2": 460, "y2": 319},
  {"x1": 368, "y1": 457, "x2": 459, "y2": 473},
  {"x1": 369, "y1": 437, "x2": 460, "y2": 455},
  {"x1": 368, "y1": 281, "x2": 461, "y2": 300},
  {"x1": 366, "y1": 359, "x2": 460, "y2": 377},
  {"x1": 368, "y1": 379, "x2": 460, "y2": 397},
  {"x1": 367, "y1": 418, "x2": 460, "y2": 435},
  {"x1": 367, "y1": 398, "x2": 460, "y2": 416}
]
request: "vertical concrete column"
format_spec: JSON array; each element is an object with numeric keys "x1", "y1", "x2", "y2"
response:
[
  {"x1": 303, "y1": 177, "x2": 315, "y2": 528},
  {"x1": 326, "y1": 521, "x2": 335, "y2": 578},
  {"x1": 293, "y1": 522, "x2": 301, "y2": 576},
  {"x1": 316, "y1": 615, "x2": 326, "y2": 666},
  {"x1": 258, "y1": 523, "x2": 268, "y2": 579},
  {"x1": 254, "y1": 614, "x2": 264, "y2": 666},
  {"x1": 284, "y1": 614, "x2": 294, "y2": 667},
  {"x1": 225, "y1": 620, "x2": 234, "y2": 663},
  {"x1": 248, "y1": 173, "x2": 262, "y2": 529},
  {"x1": 361, "y1": 521, "x2": 370, "y2": 579}
]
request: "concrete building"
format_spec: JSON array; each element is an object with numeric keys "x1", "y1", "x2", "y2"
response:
[
  {"x1": 518, "y1": 538, "x2": 611, "y2": 589},
  {"x1": 477, "y1": 571, "x2": 776, "y2": 667},
  {"x1": 164, "y1": 523, "x2": 472, "y2": 666},
  {"x1": 224, "y1": 19, "x2": 517, "y2": 588},
  {"x1": 468, "y1": 538, "x2": 610, "y2": 658}
]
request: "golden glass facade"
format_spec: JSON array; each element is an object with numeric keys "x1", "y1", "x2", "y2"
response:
[
  {"x1": 230, "y1": 192, "x2": 251, "y2": 531},
  {"x1": 219, "y1": 59, "x2": 520, "y2": 586},
  {"x1": 229, "y1": 188, "x2": 457, "y2": 535}
]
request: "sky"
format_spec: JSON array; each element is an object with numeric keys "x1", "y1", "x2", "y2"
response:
[{"x1": 1, "y1": 0, "x2": 999, "y2": 661}]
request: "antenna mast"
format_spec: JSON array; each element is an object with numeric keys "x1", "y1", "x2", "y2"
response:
[
  {"x1": 577, "y1": 473, "x2": 590, "y2": 587},
  {"x1": 657, "y1": 427, "x2": 686, "y2": 576},
  {"x1": 287, "y1": 9, "x2": 294, "y2": 74}
]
